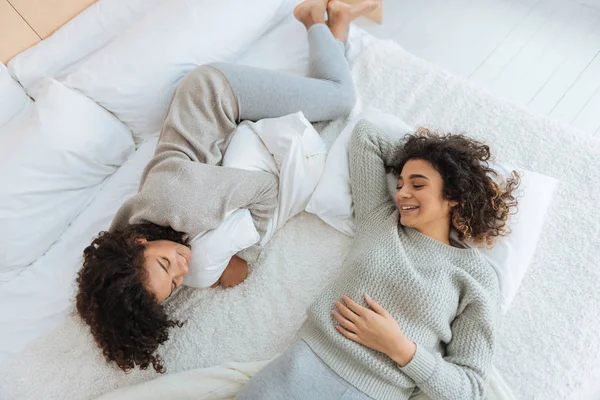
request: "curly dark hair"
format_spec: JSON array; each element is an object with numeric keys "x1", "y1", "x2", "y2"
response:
[
  {"x1": 391, "y1": 128, "x2": 520, "y2": 247},
  {"x1": 75, "y1": 223, "x2": 189, "y2": 374}
]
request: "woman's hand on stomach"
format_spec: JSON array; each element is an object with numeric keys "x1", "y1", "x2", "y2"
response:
[{"x1": 332, "y1": 294, "x2": 417, "y2": 367}]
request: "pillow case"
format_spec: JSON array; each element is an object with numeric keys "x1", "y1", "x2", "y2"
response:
[
  {"x1": 183, "y1": 209, "x2": 260, "y2": 289},
  {"x1": 306, "y1": 107, "x2": 558, "y2": 313},
  {"x1": 63, "y1": 0, "x2": 291, "y2": 142},
  {"x1": 0, "y1": 63, "x2": 30, "y2": 127},
  {"x1": 0, "y1": 79, "x2": 134, "y2": 273},
  {"x1": 306, "y1": 107, "x2": 413, "y2": 235},
  {"x1": 7, "y1": 0, "x2": 166, "y2": 97},
  {"x1": 224, "y1": 112, "x2": 327, "y2": 244},
  {"x1": 183, "y1": 112, "x2": 327, "y2": 288},
  {"x1": 452, "y1": 164, "x2": 558, "y2": 314},
  {"x1": 183, "y1": 124, "x2": 275, "y2": 289}
]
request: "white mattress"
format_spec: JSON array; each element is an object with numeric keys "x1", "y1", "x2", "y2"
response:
[{"x1": 0, "y1": 15, "x2": 376, "y2": 368}]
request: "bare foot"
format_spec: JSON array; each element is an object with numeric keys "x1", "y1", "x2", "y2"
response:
[
  {"x1": 327, "y1": 0, "x2": 381, "y2": 42},
  {"x1": 294, "y1": 0, "x2": 329, "y2": 29}
]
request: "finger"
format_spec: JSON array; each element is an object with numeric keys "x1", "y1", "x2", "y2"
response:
[
  {"x1": 365, "y1": 294, "x2": 389, "y2": 316},
  {"x1": 331, "y1": 310, "x2": 358, "y2": 333},
  {"x1": 336, "y1": 325, "x2": 363, "y2": 345},
  {"x1": 342, "y1": 295, "x2": 366, "y2": 316},
  {"x1": 335, "y1": 300, "x2": 359, "y2": 323}
]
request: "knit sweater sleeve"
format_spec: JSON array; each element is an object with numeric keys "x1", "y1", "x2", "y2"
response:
[
  {"x1": 399, "y1": 280, "x2": 500, "y2": 400},
  {"x1": 348, "y1": 119, "x2": 403, "y2": 226},
  {"x1": 110, "y1": 156, "x2": 278, "y2": 256}
]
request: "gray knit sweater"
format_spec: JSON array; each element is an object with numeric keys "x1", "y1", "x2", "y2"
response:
[
  {"x1": 109, "y1": 66, "x2": 278, "y2": 262},
  {"x1": 299, "y1": 120, "x2": 500, "y2": 400}
]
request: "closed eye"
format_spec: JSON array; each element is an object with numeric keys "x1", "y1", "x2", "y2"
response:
[
  {"x1": 397, "y1": 184, "x2": 425, "y2": 190},
  {"x1": 158, "y1": 258, "x2": 175, "y2": 299}
]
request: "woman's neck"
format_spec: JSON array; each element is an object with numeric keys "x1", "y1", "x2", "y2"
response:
[{"x1": 414, "y1": 219, "x2": 452, "y2": 246}]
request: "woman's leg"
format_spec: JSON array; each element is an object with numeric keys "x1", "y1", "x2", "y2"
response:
[
  {"x1": 235, "y1": 340, "x2": 371, "y2": 400},
  {"x1": 211, "y1": 0, "x2": 380, "y2": 123}
]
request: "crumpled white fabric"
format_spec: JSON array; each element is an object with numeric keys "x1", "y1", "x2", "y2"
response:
[
  {"x1": 224, "y1": 111, "x2": 327, "y2": 245},
  {"x1": 93, "y1": 360, "x2": 514, "y2": 400}
]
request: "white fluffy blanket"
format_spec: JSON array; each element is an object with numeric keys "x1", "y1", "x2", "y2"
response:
[{"x1": 2, "y1": 41, "x2": 599, "y2": 400}]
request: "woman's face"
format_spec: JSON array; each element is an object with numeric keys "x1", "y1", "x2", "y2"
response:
[
  {"x1": 136, "y1": 239, "x2": 191, "y2": 303},
  {"x1": 395, "y1": 159, "x2": 456, "y2": 233}
]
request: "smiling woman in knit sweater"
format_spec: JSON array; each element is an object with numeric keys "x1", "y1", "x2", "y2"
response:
[{"x1": 236, "y1": 121, "x2": 520, "y2": 400}]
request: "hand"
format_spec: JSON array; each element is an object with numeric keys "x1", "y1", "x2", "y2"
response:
[
  {"x1": 218, "y1": 255, "x2": 248, "y2": 288},
  {"x1": 332, "y1": 294, "x2": 416, "y2": 367}
]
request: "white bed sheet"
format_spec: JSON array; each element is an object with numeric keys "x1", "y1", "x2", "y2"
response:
[
  {"x1": 0, "y1": 137, "x2": 157, "y2": 364},
  {"x1": 0, "y1": 18, "x2": 376, "y2": 367}
]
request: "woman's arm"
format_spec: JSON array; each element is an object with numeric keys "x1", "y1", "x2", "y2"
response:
[
  {"x1": 398, "y1": 294, "x2": 500, "y2": 400},
  {"x1": 348, "y1": 119, "x2": 403, "y2": 227},
  {"x1": 334, "y1": 288, "x2": 500, "y2": 400},
  {"x1": 110, "y1": 157, "x2": 278, "y2": 244},
  {"x1": 212, "y1": 255, "x2": 248, "y2": 288}
]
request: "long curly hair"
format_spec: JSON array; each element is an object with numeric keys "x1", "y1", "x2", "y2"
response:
[
  {"x1": 391, "y1": 128, "x2": 520, "y2": 247},
  {"x1": 75, "y1": 223, "x2": 189, "y2": 374}
]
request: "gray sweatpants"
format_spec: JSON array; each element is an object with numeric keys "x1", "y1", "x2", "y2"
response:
[
  {"x1": 212, "y1": 23, "x2": 356, "y2": 122},
  {"x1": 236, "y1": 340, "x2": 372, "y2": 400}
]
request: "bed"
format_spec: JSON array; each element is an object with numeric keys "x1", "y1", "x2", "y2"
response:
[{"x1": 0, "y1": 0, "x2": 599, "y2": 399}]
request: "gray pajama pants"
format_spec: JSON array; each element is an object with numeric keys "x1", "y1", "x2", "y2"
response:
[
  {"x1": 236, "y1": 340, "x2": 372, "y2": 400},
  {"x1": 212, "y1": 23, "x2": 356, "y2": 122}
]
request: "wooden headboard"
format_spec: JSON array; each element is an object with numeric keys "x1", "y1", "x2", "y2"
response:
[
  {"x1": 0, "y1": 0, "x2": 97, "y2": 64},
  {"x1": 1, "y1": 0, "x2": 382, "y2": 65}
]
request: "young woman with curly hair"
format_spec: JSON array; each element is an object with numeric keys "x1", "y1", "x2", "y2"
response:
[
  {"x1": 75, "y1": 0, "x2": 379, "y2": 377},
  {"x1": 236, "y1": 126, "x2": 519, "y2": 398}
]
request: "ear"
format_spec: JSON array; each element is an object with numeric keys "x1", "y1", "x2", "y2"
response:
[
  {"x1": 449, "y1": 200, "x2": 459, "y2": 208},
  {"x1": 135, "y1": 238, "x2": 148, "y2": 244}
]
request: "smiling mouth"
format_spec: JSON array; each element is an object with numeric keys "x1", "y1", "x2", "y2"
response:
[{"x1": 400, "y1": 206, "x2": 419, "y2": 211}]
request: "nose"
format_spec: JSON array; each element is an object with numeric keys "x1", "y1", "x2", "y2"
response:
[
  {"x1": 396, "y1": 186, "x2": 412, "y2": 199},
  {"x1": 175, "y1": 251, "x2": 189, "y2": 276},
  {"x1": 179, "y1": 256, "x2": 189, "y2": 276},
  {"x1": 180, "y1": 261, "x2": 189, "y2": 276}
]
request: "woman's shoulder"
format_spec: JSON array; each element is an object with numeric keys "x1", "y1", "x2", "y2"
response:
[{"x1": 460, "y1": 255, "x2": 501, "y2": 311}]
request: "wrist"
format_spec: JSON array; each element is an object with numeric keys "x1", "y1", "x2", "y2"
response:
[{"x1": 388, "y1": 334, "x2": 416, "y2": 367}]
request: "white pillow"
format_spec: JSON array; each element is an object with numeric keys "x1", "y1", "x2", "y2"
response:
[
  {"x1": 182, "y1": 112, "x2": 327, "y2": 288},
  {"x1": 452, "y1": 164, "x2": 558, "y2": 314},
  {"x1": 306, "y1": 107, "x2": 413, "y2": 235},
  {"x1": 7, "y1": 0, "x2": 166, "y2": 97},
  {"x1": 183, "y1": 209, "x2": 260, "y2": 289},
  {"x1": 63, "y1": 0, "x2": 289, "y2": 143},
  {"x1": 236, "y1": 13, "x2": 310, "y2": 76},
  {"x1": 225, "y1": 112, "x2": 327, "y2": 244},
  {"x1": 0, "y1": 79, "x2": 134, "y2": 272},
  {"x1": 306, "y1": 108, "x2": 558, "y2": 314},
  {"x1": 0, "y1": 63, "x2": 30, "y2": 127},
  {"x1": 183, "y1": 124, "x2": 276, "y2": 289}
]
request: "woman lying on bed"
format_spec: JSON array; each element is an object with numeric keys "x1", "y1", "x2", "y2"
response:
[
  {"x1": 234, "y1": 8, "x2": 518, "y2": 400},
  {"x1": 75, "y1": 0, "x2": 377, "y2": 376},
  {"x1": 237, "y1": 116, "x2": 519, "y2": 399}
]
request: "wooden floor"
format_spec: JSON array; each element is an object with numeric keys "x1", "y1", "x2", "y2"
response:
[{"x1": 354, "y1": 0, "x2": 600, "y2": 136}]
